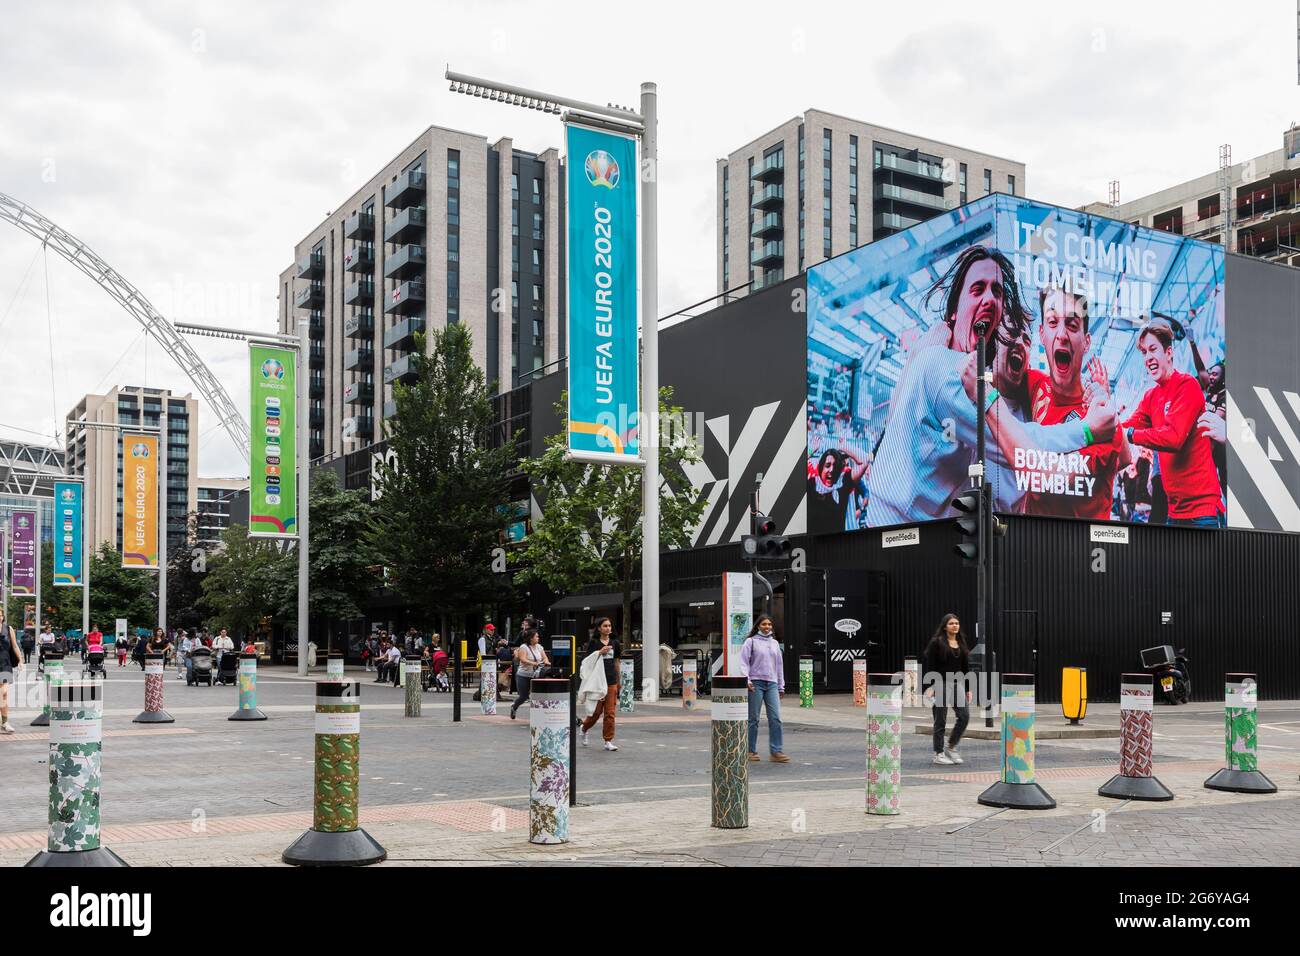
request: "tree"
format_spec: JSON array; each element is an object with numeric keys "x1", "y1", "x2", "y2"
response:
[
  {"x1": 86, "y1": 543, "x2": 156, "y2": 634},
  {"x1": 199, "y1": 525, "x2": 292, "y2": 640},
  {"x1": 166, "y1": 513, "x2": 208, "y2": 632},
  {"x1": 271, "y1": 470, "x2": 377, "y2": 649},
  {"x1": 516, "y1": 387, "x2": 707, "y2": 639},
  {"x1": 368, "y1": 324, "x2": 517, "y2": 638}
]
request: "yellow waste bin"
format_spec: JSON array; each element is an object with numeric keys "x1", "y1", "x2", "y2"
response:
[{"x1": 1061, "y1": 667, "x2": 1087, "y2": 723}]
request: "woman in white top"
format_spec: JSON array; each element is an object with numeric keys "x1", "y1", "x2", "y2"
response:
[{"x1": 509, "y1": 630, "x2": 550, "y2": 720}]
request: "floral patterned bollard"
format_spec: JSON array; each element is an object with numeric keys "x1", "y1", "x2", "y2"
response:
[
  {"x1": 1204, "y1": 673, "x2": 1277, "y2": 794},
  {"x1": 480, "y1": 657, "x2": 497, "y2": 716},
  {"x1": 229, "y1": 652, "x2": 267, "y2": 721},
  {"x1": 326, "y1": 651, "x2": 345, "y2": 682},
  {"x1": 682, "y1": 656, "x2": 697, "y2": 710},
  {"x1": 978, "y1": 673, "x2": 1056, "y2": 810},
  {"x1": 133, "y1": 653, "x2": 174, "y2": 724},
  {"x1": 1099, "y1": 673, "x2": 1174, "y2": 801},
  {"x1": 798, "y1": 656, "x2": 814, "y2": 708},
  {"x1": 618, "y1": 657, "x2": 635, "y2": 713},
  {"x1": 852, "y1": 659, "x2": 867, "y2": 707},
  {"x1": 404, "y1": 657, "x2": 421, "y2": 718},
  {"x1": 26, "y1": 678, "x2": 127, "y2": 867},
  {"x1": 528, "y1": 679, "x2": 570, "y2": 845},
  {"x1": 711, "y1": 676, "x2": 749, "y2": 829},
  {"x1": 282, "y1": 680, "x2": 386, "y2": 865},
  {"x1": 865, "y1": 674, "x2": 902, "y2": 815}
]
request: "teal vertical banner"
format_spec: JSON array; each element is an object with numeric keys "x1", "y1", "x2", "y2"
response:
[
  {"x1": 565, "y1": 123, "x2": 640, "y2": 462},
  {"x1": 52, "y1": 481, "x2": 83, "y2": 587}
]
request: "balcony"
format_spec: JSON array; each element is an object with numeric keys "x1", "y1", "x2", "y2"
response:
[
  {"x1": 875, "y1": 183, "x2": 948, "y2": 211},
  {"x1": 309, "y1": 341, "x2": 325, "y2": 370},
  {"x1": 354, "y1": 413, "x2": 374, "y2": 441},
  {"x1": 751, "y1": 212, "x2": 782, "y2": 239},
  {"x1": 384, "y1": 207, "x2": 427, "y2": 244},
  {"x1": 343, "y1": 277, "x2": 374, "y2": 306},
  {"x1": 344, "y1": 381, "x2": 374, "y2": 405},
  {"x1": 296, "y1": 250, "x2": 324, "y2": 279},
  {"x1": 751, "y1": 154, "x2": 784, "y2": 182},
  {"x1": 310, "y1": 438, "x2": 324, "y2": 460},
  {"x1": 874, "y1": 211, "x2": 924, "y2": 233},
  {"x1": 344, "y1": 211, "x2": 375, "y2": 239},
  {"x1": 344, "y1": 246, "x2": 374, "y2": 274},
  {"x1": 294, "y1": 281, "x2": 324, "y2": 310},
  {"x1": 383, "y1": 354, "x2": 418, "y2": 386},
  {"x1": 751, "y1": 240, "x2": 784, "y2": 267},
  {"x1": 384, "y1": 280, "x2": 425, "y2": 316},
  {"x1": 385, "y1": 169, "x2": 427, "y2": 210},
  {"x1": 344, "y1": 311, "x2": 375, "y2": 339},
  {"x1": 309, "y1": 406, "x2": 324, "y2": 429},
  {"x1": 383, "y1": 316, "x2": 425, "y2": 351},
  {"x1": 310, "y1": 373, "x2": 325, "y2": 399},
  {"x1": 752, "y1": 184, "x2": 784, "y2": 209},
  {"x1": 752, "y1": 269, "x2": 785, "y2": 292},
  {"x1": 383, "y1": 399, "x2": 398, "y2": 420},
  {"x1": 344, "y1": 345, "x2": 374, "y2": 371},
  {"x1": 384, "y1": 244, "x2": 426, "y2": 281},
  {"x1": 309, "y1": 311, "x2": 324, "y2": 337},
  {"x1": 874, "y1": 153, "x2": 945, "y2": 183}
]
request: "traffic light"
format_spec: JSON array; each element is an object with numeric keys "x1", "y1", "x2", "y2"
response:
[
  {"x1": 952, "y1": 490, "x2": 981, "y2": 564},
  {"x1": 743, "y1": 512, "x2": 793, "y2": 561}
]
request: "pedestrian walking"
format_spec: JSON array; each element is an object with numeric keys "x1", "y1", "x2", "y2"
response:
[
  {"x1": 579, "y1": 617, "x2": 621, "y2": 751},
  {"x1": 923, "y1": 613, "x2": 972, "y2": 765},
  {"x1": 0, "y1": 607, "x2": 25, "y2": 734},
  {"x1": 510, "y1": 629, "x2": 550, "y2": 719},
  {"x1": 740, "y1": 613, "x2": 789, "y2": 762},
  {"x1": 212, "y1": 628, "x2": 234, "y2": 671}
]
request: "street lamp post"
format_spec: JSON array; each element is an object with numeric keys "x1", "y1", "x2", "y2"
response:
[
  {"x1": 446, "y1": 68, "x2": 661, "y2": 699},
  {"x1": 177, "y1": 321, "x2": 310, "y2": 677}
]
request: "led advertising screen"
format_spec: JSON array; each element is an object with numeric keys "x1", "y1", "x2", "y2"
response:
[{"x1": 806, "y1": 194, "x2": 1226, "y2": 533}]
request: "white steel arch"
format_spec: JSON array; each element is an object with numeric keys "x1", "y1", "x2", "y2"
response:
[{"x1": 0, "y1": 191, "x2": 250, "y2": 454}]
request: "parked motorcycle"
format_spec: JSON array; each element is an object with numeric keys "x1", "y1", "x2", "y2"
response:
[{"x1": 1141, "y1": 645, "x2": 1191, "y2": 704}]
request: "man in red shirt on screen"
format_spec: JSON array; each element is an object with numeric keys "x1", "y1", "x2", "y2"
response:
[
  {"x1": 1024, "y1": 285, "x2": 1130, "y2": 520},
  {"x1": 1123, "y1": 322, "x2": 1224, "y2": 527}
]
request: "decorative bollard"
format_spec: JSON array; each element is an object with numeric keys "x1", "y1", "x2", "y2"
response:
[
  {"x1": 480, "y1": 656, "x2": 497, "y2": 716},
  {"x1": 852, "y1": 658, "x2": 867, "y2": 707},
  {"x1": 798, "y1": 655, "x2": 814, "y2": 708},
  {"x1": 26, "y1": 678, "x2": 127, "y2": 867},
  {"x1": 618, "y1": 657, "x2": 635, "y2": 713},
  {"x1": 1204, "y1": 673, "x2": 1277, "y2": 794},
  {"x1": 903, "y1": 656, "x2": 920, "y2": 708},
  {"x1": 229, "y1": 652, "x2": 268, "y2": 721},
  {"x1": 682, "y1": 656, "x2": 697, "y2": 710},
  {"x1": 404, "y1": 656, "x2": 421, "y2": 718},
  {"x1": 31, "y1": 651, "x2": 65, "y2": 727},
  {"x1": 866, "y1": 674, "x2": 903, "y2": 815},
  {"x1": 710, "y1": 675, "x2": 749, "y2": 829},
  {"x1": 1099, "y1": 673, "x2": 1173, "y2": 801},
  {"x1": 528, "y1": 678, "x2": 570, "y2": 845},
  {"x1": 282, "y1": 680, "x2": 387, "y2": 865},
  {"x1": 133, "y1": 652, "x2": 174, "y2": 724},
  {"x1": 978, "y1": 673, "x2": 1056, "y2": 809},
  {"x1": 326, "y1": 650, "x2": 345, "y2": 682}
]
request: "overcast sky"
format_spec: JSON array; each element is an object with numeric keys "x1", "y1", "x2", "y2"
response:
[{"x1": 2, "y1": 0, "x2": 1296, "y2": 479}]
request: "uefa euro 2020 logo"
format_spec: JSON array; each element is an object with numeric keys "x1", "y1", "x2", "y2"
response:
[
  {"x1": 60, "y1": 487, "x2": 76, "y2": 503},
  {"x1": 131, "y1": 443, "x2": 150, "y2": 459},
  {"x1": 584, "y1": 150, "x2": 619, "y2": 189},
  {"x1": 261, "y1": 358, "x2": 285, "y2": 380}
]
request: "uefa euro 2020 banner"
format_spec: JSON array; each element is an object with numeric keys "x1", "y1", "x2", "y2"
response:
[
  {"x1": 806, "y1": 194, "x2": 1226, "y2": 533},
  {"x1": 565, "y1": 122, "x2": 640, "y2": 463},
  {"x1": 249, "y1": 343, "x2": 298, "y2": 538},
  {"x1": 53, "y1": 480, "x2": 84, "y2": 587},
  {"x1": 122, "y1": 435, "x2": 159, "y2": 569}
]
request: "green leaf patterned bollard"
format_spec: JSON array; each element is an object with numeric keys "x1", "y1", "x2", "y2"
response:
[
  {"x1": 798, "y1": 656, "x2": 814, "y2": 708},
  {"x1": 618, "y1": 657, "x2": 635, "y2": 713},
  {"x1": 1204, "y1": 673, "x2": 1277, "y2": 794},
  {"x1": 529, "y1": 679, "x2": 571, "y2": 845},
  {"x1": 865, "y1": 674, "x2": 902, "y2": 815},
  {"x1": 710, "y1": 676, "x2": 749, "y2": 829}
]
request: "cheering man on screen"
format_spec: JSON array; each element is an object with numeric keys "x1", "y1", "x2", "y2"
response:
[{"x1": 1122, "y1": 322, "x2": 1224, "y2": 527}]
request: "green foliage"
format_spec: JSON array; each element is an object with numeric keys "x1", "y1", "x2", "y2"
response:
[
  {"x1": 166, "y1": 513, "x2": 207, "y2": 631},
  {"x1": 368, "y1": 324, "x2": 518, "y2": 628},
  {"x1": 199, "y1": 524, "x2": 290, "y2": 639},
  {"x1": 516, "y1": 387, "x2": 706, "y2": 637}
]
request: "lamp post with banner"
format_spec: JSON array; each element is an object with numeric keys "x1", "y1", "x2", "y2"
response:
[{"x1": 446, "y1": 69, "x2": 661, "y2": 698}]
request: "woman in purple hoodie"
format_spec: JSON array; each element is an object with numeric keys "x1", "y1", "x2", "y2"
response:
[{"x1": 740, "y1": 614, "x2": 789, "y2": 763}]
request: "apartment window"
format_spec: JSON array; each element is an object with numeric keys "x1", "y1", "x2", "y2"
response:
[
  {"x1": 512, "y1": 244, "x2": 519, "y2": 271},
  {"x1": 747, "y1": 157, "x2": 754, "y2": 283},
  {"x1": 447, "y1": 149, "x2": 460, "y2": 324},
  {"x1": 959, "y1": 163, "x2": 968, "y2": 204},
  {"x1": 511, "y1": 280, "x2": 518, "y2": 311},
  {"x1": 1197, "y1": 195, "x2": 1221, "y2": 220},
  {"x1": 511, "y1": 173, "x2": 519, "y2": 201},
  {"x1": 797, "y1": 124, "x2": 805, "y2": 270},
  {"x1": 447, "y1": 155, "x2": 460, "y2": 189},
  {"x1": 532, "y1": 284, "x2": 542, "y2": 309},
  {"x1": 447, "y1": 195, "x2": 459, "y2": 225},
  {"x1": 511, "y1": 206, "x2": 519, "y2": 237},
  {"x1": 822, "y1": 129, "x2": 832, "y2": 258},
  {"x1": 848, "y1": 135, "x2": 858, "y2": 247},
  {"x1": 533, "y1": 212, "x2": 543, "y2": 241},
  {"x1": 532, "y1": 247, "x2": 541, "y2": 275},
  {"x1": 447, "y1": 232, "x2": 459, "y2": 262},
  {"x1": 1007, "y1": 174, "x2": 1016, "y2": 196},
  {"x1": 983, "y1": 168, "x2": 992, "y2": 194},
  {"x1": 722, "y1": 167, "x2": 729, "y2": 287},
  {"x1": 533, "y1": 177, "x2": 542, "y2": 204}
]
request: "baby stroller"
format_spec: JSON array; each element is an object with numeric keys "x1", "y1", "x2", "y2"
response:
[
  {"x1": 188, "y1": 646, "x2": 214, "y2": 686},
  {"x1": 85, "y1": 649, "x2": 107, "y2": 679},
  {"x1": 215, "y1": 652, "x2": 239, "y2": 686},
  {"x1": 428, "y1": 649, "x2": 451, "y2": 692}
]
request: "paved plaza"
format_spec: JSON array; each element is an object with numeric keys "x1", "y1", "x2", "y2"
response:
[{"x1": 2, "y1": 662, "x2": 1298, "y2": 866}]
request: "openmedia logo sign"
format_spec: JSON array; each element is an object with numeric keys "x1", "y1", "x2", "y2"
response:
[{"x1": 49, "y1": 886, "x2": 151, "y2": 936}]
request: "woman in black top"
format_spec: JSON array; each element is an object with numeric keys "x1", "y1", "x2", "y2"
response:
[
  {"x1": 579, "y1": 617, "x2": 621, "y2": 751},
  {"x1": 0, "y1": 607, "x2": 24, "y2": 734},
  {"x1": 922, "y1": 613, "x2": 972, "y2": 765}
]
